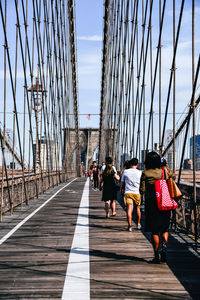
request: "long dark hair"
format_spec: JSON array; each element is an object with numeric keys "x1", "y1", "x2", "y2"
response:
[
  {"x1": 145, "y1": 151, "x2": 161, "y2": 170},
  {"x1": 103, "y1": 156, "x2": 113, "y2": 175},
  {"x1": 123, "y1": 160, "x2": 130, "y2": 169},
  {"x1": 103, "y1": 163, "x2": 113, "y2": 175}
]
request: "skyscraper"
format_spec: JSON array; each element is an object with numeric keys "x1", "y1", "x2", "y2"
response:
[{"x1": 190, "y1": 135, "x2": 200, "y2": 170}]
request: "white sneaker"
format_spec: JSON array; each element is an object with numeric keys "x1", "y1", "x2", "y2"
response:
[
  {"x1": 128, "y1": 226, "x2": 132, "y2": 232},
  {"x1": 137, "y1": 224, "x2": 141, "y2": 230}
]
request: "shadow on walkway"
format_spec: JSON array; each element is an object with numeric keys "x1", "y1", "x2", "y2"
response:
[{"x1": 117, "y1": 193, "x2": 200, "y2": 300}]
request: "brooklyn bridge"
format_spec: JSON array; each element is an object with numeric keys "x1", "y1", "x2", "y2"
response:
[{"x1": 0, "y1": 0, "x2": 200, "y2": 299}]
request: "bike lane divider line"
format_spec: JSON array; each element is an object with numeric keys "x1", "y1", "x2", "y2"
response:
[
  {"x1": 0, "y1": 178, "x2": 77, "y2": 246},
  {"x1": 61, "y1": 178, "x2": 90, "y2": 300}
]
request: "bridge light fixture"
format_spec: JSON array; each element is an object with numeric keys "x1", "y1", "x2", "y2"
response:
[{"x1": 28, "y1": 77, "x2": 47, "y2": 172}]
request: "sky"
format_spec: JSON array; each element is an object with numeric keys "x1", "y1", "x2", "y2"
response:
[
  {"x1": 75, "y1": 0, "x2": 200, "y2": 137},
  {"x1": 0, "y1": 0, "x2": 104, "y2": 167},
  {"x1": 75, "y1": 0, "x2": 104, "y2": 128},
  {"x1": 1, "y1": 0, "x2": 200, "y2": 166}
]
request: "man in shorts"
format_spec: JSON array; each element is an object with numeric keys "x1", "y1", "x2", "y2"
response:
[{"x1": 121, "y1": 158, "x2": 142, "y2": 231}]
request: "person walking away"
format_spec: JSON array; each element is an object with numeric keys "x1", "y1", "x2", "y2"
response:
[
  {"x1": 92, "y1": 161, "x2": 99, "y2": 190},
  {"x1": 117, "y1": 160, "x2": 130, "y2": 211},
  {"x1": 121, "y1": 158, "x2": 142, "y2": 231},
  {"x1": 99, "y1": 158, "x2": 120, "y2": 218},
  {"x1": 101, "y1": 156, "x2": 117, "y2": 174},
  {"x1": 100, "y1": 161, "x2": 105, "y2": 173},
  {"x1": 120, "y1": 160, "x2": 130, "y2": 194},
  {"x1": 140, "y1": 151, "x2": 176, "y2": 264},
  {"x1": 120, "y1": 160, "x2": 130, "y2": 179}
]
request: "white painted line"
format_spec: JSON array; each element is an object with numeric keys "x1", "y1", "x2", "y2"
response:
[
  {"x1": 0, "y1": 178, "x2": 77, "y2": 246},
  {"x1": 62, "y1": 178, "x2": 90, "y2": 300}
]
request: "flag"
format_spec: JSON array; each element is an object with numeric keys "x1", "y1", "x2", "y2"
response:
[{"x1": 86, "y1": 114, "x2": 91, "y2": 120}]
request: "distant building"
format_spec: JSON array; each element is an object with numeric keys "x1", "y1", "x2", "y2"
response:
[
  {"x1": 166, "y1": 151, "x2": 177, "y2": 170},
  {"x1": 141, "y1": 149, "x2": 149, "y2": 169},
  {"x1": 197, "y1": 158, "x2": 200, "y2": 170},
  {"x1": 190, "y1": 135, "x2": 200, "y2": 170},
  {"x1": 33, "y1": 137, "x2": 58, "y2": 171},
  {"x1": 93, "y1": 147, "x2": 99, "y2": 161},
  {"x1": 154, "y1": 143, "x2": 159, "y2": 152},
  {"x1": 183, "y1": 159, "x2": 192, "y2": 170},
  {"x1": 10, "y1": 162, "x2": 15, "y2": 169},
  {"x1": 121, "y1": 153, "x2": 129, "y2": 167}
]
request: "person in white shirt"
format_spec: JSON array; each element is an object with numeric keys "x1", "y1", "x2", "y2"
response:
[{"x1": 121, "y1": 158, "x2": 142, "y2": 231}]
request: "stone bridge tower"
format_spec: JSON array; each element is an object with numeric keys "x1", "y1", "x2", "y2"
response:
[
  {"x1": 63, "y1": 128, "x2": 99, "y2": 174},
  {"x1": 79, "y1": 128, "x2": 99, "y2": 171}
]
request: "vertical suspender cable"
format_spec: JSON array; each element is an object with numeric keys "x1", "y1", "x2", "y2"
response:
[{"x1": 192, "y1": 0, "x2": 197, "y2": 245}]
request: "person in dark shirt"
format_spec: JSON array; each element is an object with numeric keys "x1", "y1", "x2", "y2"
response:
[
  {"x1": 92, "y1": 161, "x2": 99, "y2": 190},
  {"x1": 140, "y1": 152, "x2": 176, "y2": 264},
  {"x1": 99, "y1": 158, "x2": 120, "y2": 218}
]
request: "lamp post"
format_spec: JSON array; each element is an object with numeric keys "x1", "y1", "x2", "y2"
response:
[{"x1": 28, "y1": 77, "x2": 47, "y2": 173}]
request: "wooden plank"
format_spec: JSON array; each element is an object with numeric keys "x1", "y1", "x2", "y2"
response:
[
  {"x1": 89, "y1": 187, "x2": 199, "y2": 299},
  {"x1": 0, "y1": 178, "x2": 199, "y2": 299},
  {"x1": 0, "y1": 178, "x2": 85, "y2": 299}
]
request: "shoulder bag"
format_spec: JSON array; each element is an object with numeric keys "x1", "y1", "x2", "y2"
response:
[
  {"x1": 167, "y1": 177, "x2": 182, "y2": 199},
  {"x1": 154, "y1": 168, "x2": 178, "y2": 211},
  {"x1": 113, "y1": 171, "x2": 121, "y2": 188},
  {"x1": 114, "y1": 178, "x2": 121, "y2": 188}
]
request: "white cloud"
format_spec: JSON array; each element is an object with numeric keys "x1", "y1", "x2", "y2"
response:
[
  {"x1": 79, "y1": 75, "x2": 101, "y2": 91},
  {"x1": 150, "y1": 41, "x2": 198, "y2": 91},
  {"x1": 77, "y1": 35, "x2": 102, "y2": 42},
  {"x1": 181, "y1": 6, "x2": 200, "y2": 25},
  {"x1": 166, "y1": 6, "x2": 200, "y2": 21},
  {"x1": 138, "y1": 35, "x2": 200, "y2": 122},
  {"x1": 0, "y1": 69, "x2": 27, "y2": 80},
  {"x1": 79, "y1": 65, "x2": 100, "y2": 76},
  {"x1": 77, "y1": 52, "x2": 101, "y2": 90},
  {"x1": 78, "y1": 53, "x2": 101, "y2": 64}
]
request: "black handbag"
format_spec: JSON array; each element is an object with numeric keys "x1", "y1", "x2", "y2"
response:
[{"x1": 114, "y1": 178, "x2": 121, "y2": 188}]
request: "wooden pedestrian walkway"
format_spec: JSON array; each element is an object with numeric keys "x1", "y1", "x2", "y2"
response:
[{"x1": 0, "y1": 177, "x2": 199, "y2": 299}]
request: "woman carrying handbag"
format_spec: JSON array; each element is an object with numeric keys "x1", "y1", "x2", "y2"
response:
[
  {"x1": 140, "y1": 152, "x2": 176, "y2": 264},
  {"x1": 99, "y1": 157, "x2": 120, "y2": 218}
]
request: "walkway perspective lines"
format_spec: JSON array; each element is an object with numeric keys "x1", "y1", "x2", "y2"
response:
[
  {"x1": 62, "y1": 178, "x2": 90, "y2": 300},
  {"x1": 0, "y1": 178, "x2": 77, "y2": 246}
]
